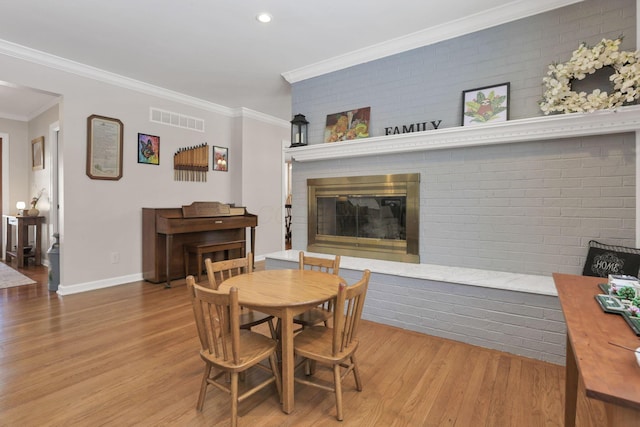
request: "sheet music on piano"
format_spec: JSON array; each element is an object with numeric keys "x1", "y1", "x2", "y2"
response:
[{"x1": 181, "y1": 201, "x2": 246, "y2": 218}]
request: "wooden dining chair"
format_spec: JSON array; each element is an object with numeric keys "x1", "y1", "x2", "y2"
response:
[
  {"x1": 293, "y1": 269, "x2": 370, "y2": 421},
  {"x1": 293, "y1": 251, "x2": 341, "y2": 328},
  {"x1": 205, "y1": 254, "x2": 276, "y2": 339},
  {"x1": 186, "y1": 276, "x2": 282, "y2": 427}
]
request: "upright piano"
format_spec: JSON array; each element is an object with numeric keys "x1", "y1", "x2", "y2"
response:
[{"x1": 142, "y1": 201, "x2": 258, "y2": 287}]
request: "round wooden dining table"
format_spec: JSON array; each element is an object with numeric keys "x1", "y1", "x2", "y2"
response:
[{"x1": 219, "y1": 269, "x2": 343, "y2": 414}]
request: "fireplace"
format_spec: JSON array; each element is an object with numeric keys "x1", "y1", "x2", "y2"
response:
[{"x1": 307, "y1": 173, "x2": 420, "y2": 263}]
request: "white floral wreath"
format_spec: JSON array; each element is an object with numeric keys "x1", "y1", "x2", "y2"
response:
[{"x1": 540, "y1": 38, "x2": 640, "y2": 114}]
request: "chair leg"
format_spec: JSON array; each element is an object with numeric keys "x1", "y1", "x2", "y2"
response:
[
  {"x1": 197, "y1": 363, "x2": 212, "y2": 411},
  {"x1": 268, "y1": 352, "x2": 283, "y2": 403},
  {"x1": 305, "y1": 360, "x2": 317, "y2": 376},
  {"x1": 333, "y1": 363, "x2": 343, "y2": 421},
  {"x1": 274, "y1": 319, "x2": 282, "y2": 361},
  {"x1": 351, "y1": 354, "x2": 362, "y2": 391},
  {"x1": 231, "y1": 372, "x2": 239, "y2": 427},
  {"x1": 267, "y1": 318, "x2": 276, "y2": 340}
]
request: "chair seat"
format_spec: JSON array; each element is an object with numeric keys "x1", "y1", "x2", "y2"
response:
[
  {"x1": 293, "y1": 307, "x2": 331, "y2": 327},
  {"x1": 200, "y1": 329, "x2": 278, "y2": 371},
  {"x1": 294, "y1": 326, "x2": 359, "y2": 363},
  {"x1": 239, "y1": 309, "x2": 275, "y2": 329}
]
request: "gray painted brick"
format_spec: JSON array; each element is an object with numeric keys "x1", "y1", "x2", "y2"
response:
[
  {"x1": 270, "y1": 255, "x2": 568, "y2": 364},
  {"x1": 282, "y1": 0, "x2": 636, "y2": 365}
]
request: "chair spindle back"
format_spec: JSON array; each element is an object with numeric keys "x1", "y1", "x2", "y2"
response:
[
  {"x1": 299, "y1": 251, "x2": 340, "y2": 275},
  {"x1": 332, "y1": 270, "x2": 370, "y2": 356},
  {"x1": 187, "y1": 276, "x2": 240, "y2": 364},
  {"x1": 205, "y1": 253, "x2": 253, "y2": 290}
]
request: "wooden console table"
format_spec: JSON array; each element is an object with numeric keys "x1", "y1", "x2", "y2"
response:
[
  {"x1": 553, "y1": 273, "x2": 640, "y2": 426},
  {"x1": 4, "y1": 215, "x2": 44, "y2": 268}
]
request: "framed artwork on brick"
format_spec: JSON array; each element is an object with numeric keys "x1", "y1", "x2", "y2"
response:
[
  {"x1": 461, "y1": 82, "x2": 510, "y2": 126},
  {"x1": 324, "y1": 107, "x2": 370, "y2": 142}
]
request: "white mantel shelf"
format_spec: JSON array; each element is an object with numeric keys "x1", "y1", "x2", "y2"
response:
[{"x1": 286, "y1": 105, "x2": 640, "y2": 162}]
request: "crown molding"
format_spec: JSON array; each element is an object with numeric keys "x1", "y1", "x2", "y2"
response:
[
  {"x1": 27, "y1": 96, "x2": 61, "y2": 121},
  {"x1": 0, "y1": 111, "x2": 29, "y2": 121},
  {"x1": 282, "y1": 0, "x2": 583, "y2": 84},
  {"x1": 233, "y1": 107, "x2": 290, "y2": 128},
  {"x1": 0, "y1": 39, "x2": 289, "y2": 127},
  {"x1": 0, "y1": 39, "x2": 236, "y2": 116},
  {"x1": 286, "y1": 105, "x2": 640, "y2": 162}
]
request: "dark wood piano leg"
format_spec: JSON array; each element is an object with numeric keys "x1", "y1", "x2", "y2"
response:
[
  {"x1": 165, "y1": 234, "x2": 173, "y2": 288},
  {"x1": 250, "y1": 226, "x2": 256, "y2": 269}
]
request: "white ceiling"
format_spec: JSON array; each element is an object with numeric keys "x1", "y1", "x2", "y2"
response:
[{"x1": 0, "y1": 0, "x2": 580, "y2": 122}]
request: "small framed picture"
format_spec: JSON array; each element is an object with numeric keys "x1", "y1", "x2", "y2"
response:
[
  {"x1": 213, "y1": 146, "x2": 228, "y2": 171},
  {"x1": 31, "y1": 136, "x2": 44, "y2": 170},
  {"x1": 461, "y1": 82, "x2": 510, "y2": 126},
  {"x1": 138, "y1": 133, "x2": 160, "y2": 165}
]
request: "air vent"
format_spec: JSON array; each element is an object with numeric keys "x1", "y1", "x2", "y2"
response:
[{"x1": 150, "y1": 107, "x2": 205, "y2": 132}]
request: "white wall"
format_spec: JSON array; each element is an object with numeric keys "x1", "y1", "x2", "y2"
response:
[
  {"x1": 0, "y1": 118, "x2": 28, "y2": 215},
  {"x1": 241, "y1": 115, "x2": 289, "y2": 256},
  {"x1": 26, "y1": 104, "x2": 59, "y2": 253},
  {"x1": 0, "y1": 53, "x2": 288, "y2": 293}
]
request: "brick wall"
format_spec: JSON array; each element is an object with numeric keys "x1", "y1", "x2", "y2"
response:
[
  {"x1": 290, "y1": 134, "x2": 635, "y2": 277},
  {"x1": 293, "y1": 0, "x2": 636, "y2": 141},
  {"x1": 289, "y1": 0, "x2": 638, "y2": 277},
  {"x1": 266, "y1": 256, "x2": 566, "y2": 364}
]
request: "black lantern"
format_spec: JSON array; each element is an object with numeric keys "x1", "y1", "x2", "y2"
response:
[{"x1": 290, "y1": 113, "x2": 308, "y2": 147}]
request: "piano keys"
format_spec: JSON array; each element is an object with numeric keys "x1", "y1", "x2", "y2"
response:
[{"x1": 142, "y1": 202, "x2": 257, "y2": 287}]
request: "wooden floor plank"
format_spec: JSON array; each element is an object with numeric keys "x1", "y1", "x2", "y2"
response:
[{"x1": 0, "y1": 263, "x2": 606, "y2": 426}]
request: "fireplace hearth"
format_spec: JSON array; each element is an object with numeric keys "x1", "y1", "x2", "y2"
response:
[{"x1": 307, "y1": 173, "x2": 419, "y2": 263}]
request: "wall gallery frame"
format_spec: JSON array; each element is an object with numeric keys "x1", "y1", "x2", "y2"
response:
[
  {"x1": 138, "y1": 133, "x2": 160, "y2": 165},
  {"x1": 31, "y1": 136, "x2": 44, "y2": 170},
  {"x1": 461, "y1": 82, "x2": 510, "y2": 126},
  {"x1": 213, "y1": 146, "x2": 228, "y2": 171},
  {"x1": 86, "y1": 114, "x2": 124, "y2": 180}
]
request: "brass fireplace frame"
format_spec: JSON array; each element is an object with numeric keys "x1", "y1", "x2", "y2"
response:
[{"x1": 307, "y1": 173, "x2": 420, "y2": 263}]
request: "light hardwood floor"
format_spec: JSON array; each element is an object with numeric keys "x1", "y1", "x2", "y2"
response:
[{"x1": 1, "y1": 262, "x2": 606, "y2": 426}]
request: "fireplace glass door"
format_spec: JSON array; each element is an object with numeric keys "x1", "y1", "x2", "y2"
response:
[
  {"x1": 308, "y1": 173, "x2": 419, "y2": 263},
  {"x1": 317, "y1": 196, "x2": 406, "y2": 240}
]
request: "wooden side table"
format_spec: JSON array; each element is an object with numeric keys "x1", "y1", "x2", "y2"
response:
[{"x1": 4, "y1": 215, "x2": 44, "y2": 268}]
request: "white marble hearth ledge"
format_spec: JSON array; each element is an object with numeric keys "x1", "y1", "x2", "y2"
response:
[{"x1": 262, "y1": 250, "x2": 557, "y2": 296}]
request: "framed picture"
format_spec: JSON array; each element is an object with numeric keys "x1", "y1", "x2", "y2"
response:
[
  {"x1": 213, "y1": 146, "x2": 228, "y2": 171},
  {"x1": 461, "y1": 82, "x2": 510, "y2": 126},
  {"x1": 138, "y1": 133, "x2": 160, "y2": 165},
  {"x1": 324, "y1": 107, "x2": 371, "y2": 142},
  {"x1": 31, "y1": 136, "x2": 44, "y2": 170},
  {"x1": 87, "y1": 114, "x2": 123, "y2": 180}
]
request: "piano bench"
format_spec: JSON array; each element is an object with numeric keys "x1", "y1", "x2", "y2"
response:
[{"x1": 183, "y1": 240, "x2": 246, "y2": 283}]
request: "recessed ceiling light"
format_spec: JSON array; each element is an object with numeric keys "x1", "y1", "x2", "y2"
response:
[{"x1": 256, "y1": 13, "x2": 272, "y2": 23}]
